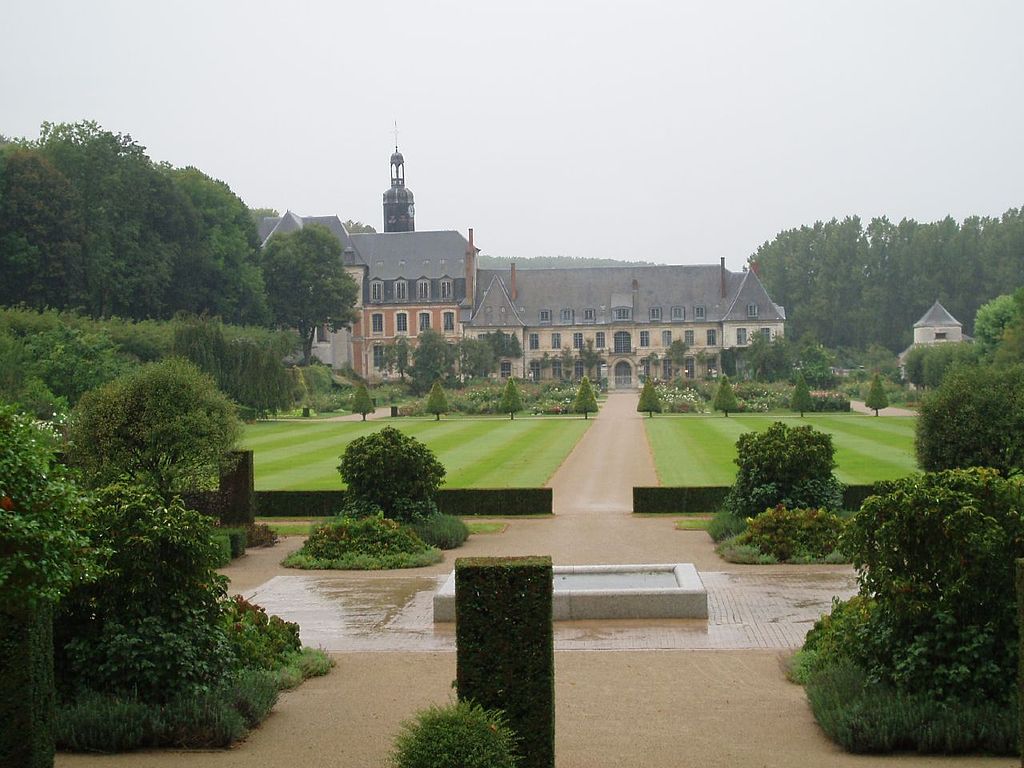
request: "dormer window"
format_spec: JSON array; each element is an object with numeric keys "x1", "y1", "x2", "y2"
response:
[
  {"x1": 747, "y1": 303, "x2": 759, "y2": 319},
  {"x1": 614, "y1": 307, "x2": 631, "y2": 321},
  {"x1": 440, "y1": 279, "x2": 453, "y2": 299},
  {"x1": 539, "y1": 309, "x2": 552, "y2": 325},
  {"x1": 395, "y1": 280, "x2": 408, "y2": 300},
  {"x1": 694, "y1": 305, "x2": 706, "y2": 321},
  {"x1": 672, "y1": 306, "x2": 684, "y2": 320},
  {"x1": 370, "y1": 280, "x2": 383, "y2": 303},
  {"x1": 583, "y1": 308, "x2": 596, "y2": 323},
  {"x1": 649, "y1": 307, "x2": 662, "y2": 321},
  {"x1": 417, "y1": 279, "x2": 430, "y2": 300},
  {"x1": 560, "y1": 308, "x2": 574, "y2": 324}
]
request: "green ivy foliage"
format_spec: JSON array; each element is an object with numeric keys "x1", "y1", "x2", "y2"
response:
[
  {"x1": 725, "y1": 421, "x2": 844, "y2": 519},
  {"x1": 843, "y1": 468, "x2": 1024, "y2": 703}
]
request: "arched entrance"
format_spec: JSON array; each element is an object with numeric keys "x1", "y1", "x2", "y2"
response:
[{"x1": 614, "y1": 360, "x2": 633, "y2": 389}]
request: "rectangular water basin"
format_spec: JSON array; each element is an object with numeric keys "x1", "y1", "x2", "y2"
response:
[{"x1": 433, "y1": 563, "x2": 707, "y2": 622}]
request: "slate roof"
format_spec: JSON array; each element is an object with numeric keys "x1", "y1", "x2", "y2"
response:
[
  {"x1": 470, "y1": 275, "x2": 526, "y2": 327},
  {"x1": 913, "y1": 300, "x2": 961, "y2": 328},
  {"x1": 468, "y1": 265, "x2": 785, "y2": 327},
  {"x1": 258, "y1": 212, "x2": 356, "y2": 252},
  {"x1": 349, "y1": 231, "x2": 470, "y2": 281}
]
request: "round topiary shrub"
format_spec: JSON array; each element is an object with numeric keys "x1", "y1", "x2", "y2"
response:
[
  {"x1": 391, "y1": 700, "x2": 519, "y2": 768},
  {"x1": 338, "y1": 427, "x2": 445, "y2": 522},
  {"x1": 737, "y1": 505, "x2": 846, "y2": 562}
]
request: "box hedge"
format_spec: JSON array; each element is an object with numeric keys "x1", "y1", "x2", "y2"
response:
[
  {"x1": 250, "y1": 489, "x2": 553, "y2": 518},
  {"x1": 0, "y1": 606, "x2": 54, "y2": 768},
  {"x1": 632, "y1": 485, "x2": 876, "y2": 514},
  {"x1": 456, "y1": 556, "x2": 554, "y2": 768}
]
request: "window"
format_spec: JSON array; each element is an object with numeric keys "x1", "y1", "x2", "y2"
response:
[
  {"x1": 440, "y1": 279, "x2": 453, "y2": 299},
  {"x1": 614, "y1": 307, "x2": 631, "y2": 321},
  {"x1": 747, "y1": 303, "x2": 758, "y2": 319},
  {"x1": 395, "y1": 280, "x2": 408, "y2": 300},
  {"x1": 551, "y1": 332, "x2": 561, "y2": 349},
  {"x1": 574, "y1": 360, "x2": 585, "y2": 380},
  {"x1": 371, "y1": 313, "x2": 384, "y2": 334},
  {"x1": 417, "y1": 279, "x2": 430, "y2": 300},
  {"x1": 372, "y1": 346, "x2": 385, "y2": 369},
  {"x1": 595, "y1": 331, "x2": 605, "y2": 349},
  {"x1": 649, "y1": 307, "x2": 662, "y2": 321},
  {"x1": 662, "y1": 330, "x2": 672, "y2": 347},
  {"x1": 370, "y1": 280, "x2": 383, "y2": 302},
  {"x1": 583, "y1": 308, "x2": 596, "y2": 323},
  {"x1": 694, "y1": 305, "x2": 706, "y2": 320},
  {"x1": 529, "y1": 360, "x2": 541, "y2": 382},
  {"x1": 684, "y1": 357, "x2": 695, "y2": 379},
  {"x1": 614, "y1": 331, "x2": 631, "y2": 354},
  {"x1": 560, "y1": 308, "x2": 574, "y2": 324},
  {"x1": 529, "y1": 333, "x2": 539, "y2": 350},
  {"x1": 684, "y1": 329, "x2": 694, "y2": 346},
  {"x1": 396, "y1": 313, "x2": 408, "y2": 333},
  {"x1": 500, "y1": 361, "x2": 512, "y2": 378},
  {"x1": 315, "y1": 323, "x2": 329, "y2": 342},
  {"x1": 935, "y1": 331, "x2": 947, "y2": 341},
  {"x1": 672, "y1": 306, "x2": 684, "y2": 321},
  {"x1": 539, "y1": 309, "x2": 552, "y2": 325},
  {"x1": 573, "y1": 332, "x2": 583, "y2": 350},
  {"x1": 443, "y1": 312, "x2": 455, "y2": 331},
  {"x1": 551, "y1": 360, "x2": 563, "y2": 380},
  {"x1": 639, "y1": 330, "x2": 650, "y2": 348},
  {"x1": 736, "y1": 328, "x2": 748, "y2": 345},
  {"x1": 419, "y1": 312, "x2": 430, "y2": 331},
  {"x1": 706, "y1": 329, "x2": 717, "y2": 346},
  {"x1": 662, "y1": 359, "x2": 672, "y2": 379},
  {"x1": 760, "y1": 327, "x2": 771, "y2": 340}
]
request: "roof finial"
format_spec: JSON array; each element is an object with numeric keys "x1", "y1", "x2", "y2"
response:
[{"x1": 393, "y1": 120, "x2": 399, "y2": 152}]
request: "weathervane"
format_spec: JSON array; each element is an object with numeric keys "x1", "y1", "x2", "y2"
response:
[{"x1": 393, "y1": 121, "x2": 399, "y2": 151}]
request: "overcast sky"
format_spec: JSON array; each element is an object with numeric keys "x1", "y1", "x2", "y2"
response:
[{"x1": 4, "y1": 1, "x2": 1023, "y2": 267}]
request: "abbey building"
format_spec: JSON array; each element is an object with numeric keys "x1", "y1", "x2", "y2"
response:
[{"x1": 258, "y1": 148, "x2": 786, "y2": 388}]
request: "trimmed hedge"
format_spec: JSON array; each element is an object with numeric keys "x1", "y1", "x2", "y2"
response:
[
  {"x1": 632, "y1": 487, "x2": 729, "y2": 514},
  {"x1": 456, "y1": 556, "x2": 554, "y2": 768},
  {"x1": 633, "y1": 485, "x2": 876, "y2": 514},
  {"x1": 219, "y1": 450, "x2": 255, "y2": 525},
  {"x1": 253, "y1": 489, "x2": 553, "y2": 517},
  {"x1": 437, "y1": 488, "x2": 552, "y2": 516},
  {"x1": 1019, "y1": 558, "x2": 1024, "y2": 755},
  {"x1": 0, "y1": 606, "x2": 54, "y2": 768}
]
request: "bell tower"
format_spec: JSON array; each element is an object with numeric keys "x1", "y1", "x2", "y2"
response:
[{"x1": 383, "y1": 146, "x2": 415, "y2": 232}]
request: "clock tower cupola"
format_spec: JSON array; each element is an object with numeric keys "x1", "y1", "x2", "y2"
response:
[{"x1": 383, "y1": 146, "x2": 415, "y2": 233}]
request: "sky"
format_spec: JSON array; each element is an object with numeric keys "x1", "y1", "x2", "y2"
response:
[{"x1": 3, "y1": 0, "x2": 1023, "y2": 267}]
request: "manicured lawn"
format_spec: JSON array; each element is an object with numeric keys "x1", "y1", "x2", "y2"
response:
[
  {"x1": 242, "y1": 417, "x2": 591, "y2": 490},
  {"x1": 645, "y1": 413, "x2": 918, "y2": 486}
]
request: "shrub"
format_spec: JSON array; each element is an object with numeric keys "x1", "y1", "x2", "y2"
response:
[
  {"x1": 915, "y1": 364, "x2": 1024, "y2": 475},
  {"x1": 338, "y1": 426, "x2": 445, "y2": 522},
  {"x1": 67, "y1": 358, "x2": 240, "y2": 496},
  {"x1": 864, "y1": 373, "x2": 889, "y2": 415},
  {"x1": 351, "y1": 383, "x2": 374, "y2": 420},
  {"x1": 793, "y1": 595, "x2": 875, "y2": 682},
  {"x1": 499, "y1": 378, "x2": 524, "y2": 419},
  {"x1": 283, "y1": 515, "x2": 442, "y2": 570},
  {"x1": 843, "y1": 468, "x2": 1024, "y2": 703},
  {"x1": 715, "y1": 540, "x2": 777, "y2": 564},
  {"x1": 55, "y1": 483, "x2": 234, "y2": 704},
  {"x1": 804, "y1": 660, "x2": 1017, "y2": 755},
  {"x1": 707, "y1": 508, "x2": 747, "y2": 542},
  {"x1": 572, "y1": 376, "x2": 599, "y2": 418},
  {"x1": 712, "y1": 375, "x2": 738, "y2": 415},
  {"x1": 211, "y1": 533, "x2": 232, "y2": 567},
  {"x1": 790, "y1": 372, "x2": 812, "y2": 415},
  {"x1": 456, "y1": 556, "x2": 554, "y2": 768},
  {"x1": 724, "y1": 421, "x2": 844, "y2": 519},
  {"x1": 391, "y1": 700, "x2": 519, "y2": 768},
  {"x1": 245, "y1": 521, "x2": 278, "y2": 548},
  {"x1": 409, "y1": 514, "x2": 469, "y2": 550},
  {"x1": 809, "y1": 390, "x2": 850, "y2": 412},
  {"x1": 736, "y1": 505, "x2": 845, "y2": 562},
  {"x1": 223, "y1": 596, "x2": 301, "y2": 672}
]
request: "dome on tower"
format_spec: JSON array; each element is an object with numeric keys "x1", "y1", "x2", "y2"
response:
[{"x1": 390, "y1": 150, "x2": 405, "y2": 166}]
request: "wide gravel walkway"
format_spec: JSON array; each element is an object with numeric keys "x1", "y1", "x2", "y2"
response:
[{"x1": 57, "y1": 393, "x2": 1013, "y2": 768}]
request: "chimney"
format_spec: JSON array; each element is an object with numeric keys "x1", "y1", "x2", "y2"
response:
[
  {"x1": 720, "y1": 257, "x2": 727, "y2": 299},
  {"x1": 749, "y1": 259, "x2": 760, "y2": 277},
  {"x1": 465, "y1": 228, "x2": 477, "y2": 307},
  {"x1": 510, "y1": 262, "x2": 518, "y2": 301}
]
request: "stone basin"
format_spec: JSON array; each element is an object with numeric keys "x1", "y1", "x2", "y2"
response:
[{"x1": 432, "y1": 563, "x2": 708, "y2": 622}]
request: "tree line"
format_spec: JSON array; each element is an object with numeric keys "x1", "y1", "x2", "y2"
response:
[{"x1": 751, "y1": 211, "x2": 1024, "y2": 352}]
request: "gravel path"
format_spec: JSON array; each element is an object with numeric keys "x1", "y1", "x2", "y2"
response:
[{"x1": 56, "y1": 393, "x2": 1012, "y2": 768}]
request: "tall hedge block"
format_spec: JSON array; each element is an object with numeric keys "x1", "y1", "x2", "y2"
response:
[
  {"x1": 219, "y1": 449, "x2": 254, "y2": 525},
  {"x1": 456, "y1": 556, "x2": 554, "y2": 768},
  {"x1": 0, "y1": 606, "x2": 54, "y2": 768},
  {"x1": 438, "y1": 488, "x2": 553, "y2": 516}
]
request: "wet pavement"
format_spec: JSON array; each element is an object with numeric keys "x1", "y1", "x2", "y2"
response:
[{"x1": 246, "y1": 569, "x2": 857, "y2": 652}]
